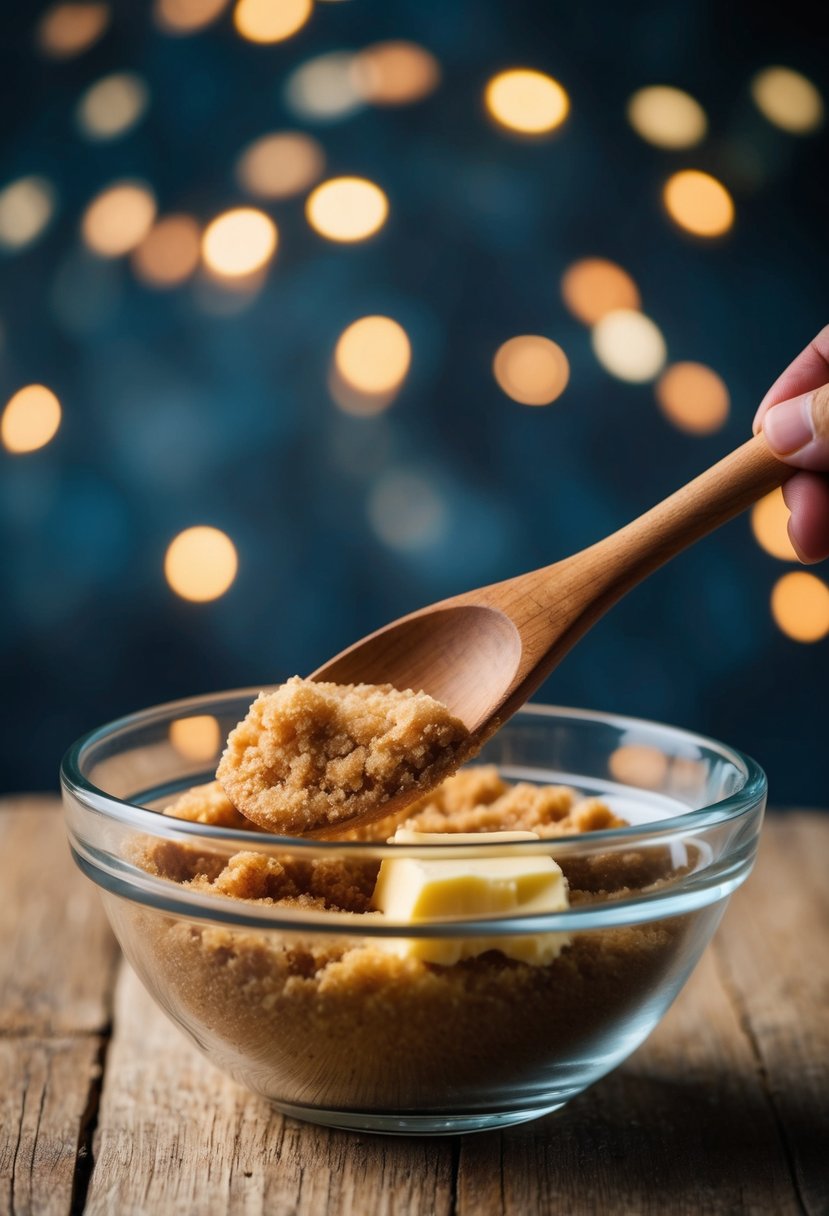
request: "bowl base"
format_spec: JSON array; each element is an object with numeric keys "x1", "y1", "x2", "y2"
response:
[{"x1": 269, "y1": 1099, "x2": 567, "y2": 1136}]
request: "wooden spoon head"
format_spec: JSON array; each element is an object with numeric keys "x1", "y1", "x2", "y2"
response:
[{"x1": 311, "y1": 603, "x2": 523, "y2": 735}]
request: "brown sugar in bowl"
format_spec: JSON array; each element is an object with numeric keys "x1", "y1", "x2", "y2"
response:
[{"x1": 61, "y1": 696, "x2": 766, "y2": 1134}]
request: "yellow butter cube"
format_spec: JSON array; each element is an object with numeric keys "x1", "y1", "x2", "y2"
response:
[{"x1": 372, "y1": 830, "x2": 570, "y2": 965}]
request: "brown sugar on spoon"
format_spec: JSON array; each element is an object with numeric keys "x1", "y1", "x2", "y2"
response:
[{"x1": 216, "y1": 676, "x2": 473, "y2": 835}]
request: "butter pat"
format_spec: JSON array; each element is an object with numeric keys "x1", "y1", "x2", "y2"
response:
[{"x1": 372, "y1": 830, "x2": 570, "y2": 966}]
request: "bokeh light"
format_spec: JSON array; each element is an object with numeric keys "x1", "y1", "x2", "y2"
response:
[
  {"x1": 353, "y1": 41, "x2": 440, "y2": 106},
  {"x1": 608, "y1": 744, "x2": 669, "y2": 789},
  {"x1": 0, "y1": 177, "x2": 56, "y2": 252},
  {"x1": 153, "y1": 0, "x2": 230, "y2": 34},
  {"x1": 132, "y1": 215, "x2": 202, "y2": 288},
  {"x1": 485, "y1": 69, "x2": 569, "y2": 135},
  {"x1": 751, "y1": 488, "x2": 798, "y2": 561},
  {"x1": 591, "y1": 309, "x2": 667, "y2": 382},
  {"x1": 334, "y1": 316, "x2": 411, "y2": 395},
  {"x1": 493, "y1": 335, "x2": 570, "y2": 405},
  {"x1": 306, "y1": 177, "x2": 388, "y2": 242},
  {"x1": 233, "y1": 0, "x2": 311, "y2": 44},
  {"x1": 771, "y1": 571, "x2": 829, "y2": 642},
  {"x1": 36, "y1": 2, "x2": 110, "y2": 58},
  {"x1": 663, "y1": 170, "x2": 734, "y2": 237},
  {"x1": 1, "y1": 385, "x2": 62, "y2": 454},
  {"x1": 655, "y1": 362, "x2": 730, "y2": 434},
  {"x1": 285, "y1": 52, "x2": 363, "y2": 120},
  {"x1": 169, "y1": 715, "x2": 221, "y2": 761},
  {"x1": 81, "y1": 182, "x2": 157, "y2": 257},
  {"x1": 235, "y1": 131, "x2": 325, "y2": 199},
  {"x1": 164, "y1": 526, "x2": 239, "y2": 602},
  {"x1": 367, "y1": 471, "x2": 446, "y2": 552},
  {"x1": 76, "y1": 72, "x2": 150, "y2": 141},
  {"x1": 626, "y1": 86, "x2": 707, "y2": 149},
  {"x1": 751, "y1": 67, "x2": 824, "y2": 134},
  {"x1": 560, "y1": 258, "x2": 640, "y2": 325},
  {"x1": 201, "y1": 208, "x2": 277, "y2": 277}
]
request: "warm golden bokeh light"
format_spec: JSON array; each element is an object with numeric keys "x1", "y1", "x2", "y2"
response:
[
  {"x1": 153, "y1": 0, "x2": 229, "y2": 33},
  {"x1": 608, "y1": 744, "x2": 669, "y2": 790},
  {"x1": 626, "y1": 86, "x2": 707, "y2": 149},
  {"x1": 233, "y1": 0, "x2": 311, "y2": 43},
  {"x1": 655, "y1": 362, "x2": 730, "y2": 434},
  {"x1": 36, "y1": 2, "x2": 110, "y2": 58},
  {"x1": 493, "y1": 335, "x2": 570, "y2": 406},
  {"x1": 236, "y1": 131, "x2": 325, "y2": 199},
  {"x1": 663, "y1": 170, "x2": 734, "y2": 238},
  {"x1": 305, "y1": 177, "x2": 388, "y2": 242},
  {"x1": 0, "y1": 177, "x2": 56, "y2": 251},
  {"x1": 334, "y1": 316, "x2": 411, "y2": 395},
  {"x1": 76, "y1": 72, "x2": 149, "y2": 140},
  {"x1": 201, "y1": 208, "x2": 277, "y2": 277},
  {"x1": 560, "y1": 258, "x2": 640, "y2": 326},
  {"x1": 81, "y1": 182, "x2": 157, "y2": 257},
  {"x1": 132, "y1": 215, "x2": 202, "y2": 288},
  {"x1": 1, "y1": 385, "x2": 62, "y2": 454},
  {"x1": 771, "y1": 571, "x2": 829, "y2": 642},
  {"x1": 285, "y1": 52, "x2": 362, "y2": 120},
  {"x1": 751, "y1": 488, "x2": 798, "y2": 561},
  {"x1": 353, "y1": 41, "x2": 440, "y2": 106},
  {"x1": 751, "y1": 67, "x2": 824, "y2": 134},
  {"x1": 485, "y1": 69, "x2": 569, "y2": 135},
  {"x1": 591, "y1": 309, "x2": 667, "y2": 383},
  {"x1": 164, "y1": 526, "x2": 239, "y2": 602},
  {"x1": 169, "y1": 715, "x2": 222, "y2": 761}
]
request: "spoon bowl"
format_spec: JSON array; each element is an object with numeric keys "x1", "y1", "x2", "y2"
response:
[
  {"x1": 310, "y1": 434, "x2": 791, "y2": 834},
  {"x1": 314, "y1": 604, "x2": 523, "y2": 730}
]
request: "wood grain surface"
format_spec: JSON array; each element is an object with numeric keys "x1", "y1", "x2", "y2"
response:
[
  {"x1": 1, "y1": 799, "x2": 826, "y2": 1216},
  {"x1": 0, "y1": 800, "x2": 119, "y2": 1036}
]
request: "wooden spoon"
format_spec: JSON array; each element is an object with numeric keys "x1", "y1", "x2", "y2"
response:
[{"x1": 308, "y1": 435, "x2": 791, "y2": 836}]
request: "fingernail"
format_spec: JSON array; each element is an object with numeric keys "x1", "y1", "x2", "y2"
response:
[
  {"x1": 762, "y1": 395, "x2": 813, "y2": 455},
  {"x1": 752, "y1": 392, "x2": 774, "y2": 435}
]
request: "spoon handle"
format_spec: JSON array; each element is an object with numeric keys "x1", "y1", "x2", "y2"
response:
[{"x1": 585, "y1": 433, "x2": 794, "y2": 600}]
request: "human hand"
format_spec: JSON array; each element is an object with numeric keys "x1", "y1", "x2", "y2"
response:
[{"x1": 753, "y1": 325, "x2": 829, "y2": 563}]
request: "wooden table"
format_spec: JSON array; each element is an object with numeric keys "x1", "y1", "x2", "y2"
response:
[{"x1": 2, "y1": 798, "x2": 827, "y2": 1215}]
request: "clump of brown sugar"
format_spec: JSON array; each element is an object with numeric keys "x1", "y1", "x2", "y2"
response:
[
  {"x1": 216, "y1": 677, "x2": 472, "y2": 835},
  {"x1": 162, "y1": 780, "x2": 258, "y2": 831},
  {"x1": 352, "y1": 764, "x2": 628, "y2": 842},
  {"x1": 400, "y1": 765, "x2": 628, "y2": 836}
]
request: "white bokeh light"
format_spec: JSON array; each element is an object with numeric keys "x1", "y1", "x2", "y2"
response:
[{"x1": 591, "y1": 310, "x2": 667, "y2": 383}]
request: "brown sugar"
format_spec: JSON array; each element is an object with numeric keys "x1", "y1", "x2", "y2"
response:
[
  {"x1": 127, "y1": 766, "x2": 695, "y2": 1113},
  {"x1": 134, "y1": 913, "x2": 682, "y2": 1112},
  {"x1": 216, "y1": 677, "x2": 472, "y2": 834},
  {"x1": 156, "y1": 763, "x2": 679, "y2": 904},
  {"x1": 162, "y1": 780, "x2": 258, "y2": 831},
  {"x1": 398, "y1": 765, "x2": 628, "y2": 836}
]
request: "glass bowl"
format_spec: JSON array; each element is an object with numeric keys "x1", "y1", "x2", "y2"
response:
[{"x1": 61, "y1": 693, "x2": 766, "y2": 1135}]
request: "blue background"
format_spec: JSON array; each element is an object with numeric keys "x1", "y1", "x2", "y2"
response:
[{"x1": 1, "y1": 0, "x2": 827, "y2": 804}]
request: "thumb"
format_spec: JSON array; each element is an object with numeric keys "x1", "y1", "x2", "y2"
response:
[{"x1": 759, "y1": 384, "x2": 829, "y2": 471}]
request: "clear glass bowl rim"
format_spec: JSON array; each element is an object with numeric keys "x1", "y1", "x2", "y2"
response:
[
  {"x1": 62, "y1": 689, "x2": 767, "y2": 848},
  {"x1": 61, "y1": 690, "x2": 766, "y2": 935}
]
